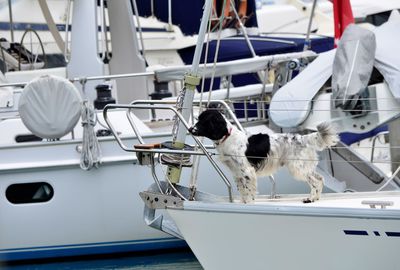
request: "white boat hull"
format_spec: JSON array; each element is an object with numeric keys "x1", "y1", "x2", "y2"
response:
[
  {"x1": 0, "y1": 130, "x2": 308, "y2": 260},
  {"x1": 0, "y1": 128, "x2": 233, "y2": 261},
  {"x1": 168, "y1": 193, "x2": 400, "y2": 270},
  {"x1": 0, "y1": 136, "x2": 181, "y2": 261}
]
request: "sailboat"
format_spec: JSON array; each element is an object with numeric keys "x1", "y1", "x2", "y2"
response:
[
  {"x1": 0, "y1": 0, "x2": 218, "y2": 262},
  {"x1": 123, "y1": 0, "x2": 400, "y2": 269},
  {"x1": 164, "y1": 190, "x2": 400, "y2": 270},
  {"x1": 0, "y1": 0, "x2": 333, "y2": 262}
]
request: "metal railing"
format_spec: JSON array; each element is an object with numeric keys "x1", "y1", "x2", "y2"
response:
[
  {"x1": 128, "y1": 99, "x2": 245, "y2": 132},
  {"x1": 103, "y1": 103, "x2": 234, "y2": 202},
  {"x1": 370, "y1": 131, "x2": 389, "y2": 163},
  {"x1": 0, "y1": 71, "x2": 156, "y2": 89}
]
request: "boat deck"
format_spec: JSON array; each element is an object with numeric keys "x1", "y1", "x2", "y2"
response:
[{"x1": 252, "y1": 191, "x2": 400, "y2": 209}]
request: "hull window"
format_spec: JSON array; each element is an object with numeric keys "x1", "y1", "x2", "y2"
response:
[
  {"x1": 6, "y1": 182, "x2": 54, "y2": 204},
  {"x1": 15, "y1": 134, "x2": 43, "y2": 143}
]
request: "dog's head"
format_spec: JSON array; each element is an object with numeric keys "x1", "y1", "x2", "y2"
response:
[{"x1": 189, "y1": 110, "x2": 229, "y2": 141}]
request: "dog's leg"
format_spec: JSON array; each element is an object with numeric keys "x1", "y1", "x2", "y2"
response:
[
  {"x1": 303, "y1": 174, "x2": 323, "y2": 203},
  {"x1": 235, "y1": 173, "x2": 257, "y2": 204},
  {"x1": 312, "y1": 172, "x2": 324, "y2": 200}
]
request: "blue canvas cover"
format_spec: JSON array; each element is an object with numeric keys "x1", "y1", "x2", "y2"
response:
[{"x1": 135, "y1": 0, "x2": 258, "y2": 36}]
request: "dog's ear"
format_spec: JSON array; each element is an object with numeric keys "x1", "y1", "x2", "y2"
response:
[
  {"x1": 193, "y1": 109, "x2": 228, "y2": 140},
  {"x1": 207, "y1": 110, "x2": 229, "y2": 140}
]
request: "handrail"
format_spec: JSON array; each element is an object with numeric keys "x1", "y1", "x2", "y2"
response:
[
  {"x1": 371, "y1": 131, "x2": 389, "y2": 163},
  {"x1": 103, "y1": 103, "x2": 233, "y2": 202},
  {"x1": 0, "y1": 71, "x2": 155, "y2": 88},
  {"x1": 129, "y1": 99, "x2": 245, "y2": 133},
  {"x1": 150, "y1": 154, "x2": 164, "y2": 195}
]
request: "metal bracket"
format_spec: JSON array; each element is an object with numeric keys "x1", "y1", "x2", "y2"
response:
[
  {"x1": 184, "y1": 73, "x2": 201, "y2": 89},
  {"x1": 140, "y1": 191, "x2": 184, "y2": 209},
  {"x1": 140, "y1": 184, "x2": 185, "y2": 239},
  {"x1": 137, "y1": 152, "x2": 153, "y2": 165}
]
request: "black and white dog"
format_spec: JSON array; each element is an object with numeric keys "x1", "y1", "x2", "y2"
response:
[{"x1": 189, "y1": 110, "x2": 339, "y2": 203}]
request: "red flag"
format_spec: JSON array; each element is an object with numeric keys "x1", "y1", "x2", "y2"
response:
[{"x1": 331, "y1": 0, "x2": 354, "y2": 47}]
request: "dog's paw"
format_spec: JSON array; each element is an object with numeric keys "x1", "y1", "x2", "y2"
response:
[
  {"x1": 241, "y1": 195, "x2": 256, "y2": 204},
  {"x1": 302, "y1": 198, "x2": 314, "y2": 203}
]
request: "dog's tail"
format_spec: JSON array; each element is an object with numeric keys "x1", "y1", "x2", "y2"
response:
[{"x1": 307, "y1": 122, "x2": 339, "y2": 150}]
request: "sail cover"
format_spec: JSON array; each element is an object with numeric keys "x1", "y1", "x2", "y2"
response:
[
  {"x1": 270, "y1": 11, "x2": 400, "y2": 128},
  {"x1": 269, "y1": 50, "x2": 336, "y2": 128},
  {"x1": 331, "y1": 24, "x2": 376, "y2": 108},
  {"x1": 373, "y1": 10, "x2": 400, "y2": 99}
]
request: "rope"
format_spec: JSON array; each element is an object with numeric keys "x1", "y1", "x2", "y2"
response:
[
  {"x1": 161, "y1": 152, "x2": 192, "y2": 167},
  {"x1": 80, "y1": 101, "x2": 102, "y2": 170}
]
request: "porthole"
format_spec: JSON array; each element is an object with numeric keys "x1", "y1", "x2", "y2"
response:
[
  {"x1": 15, "y1": 134, "x2": 42, "y2": 143},
  {"x1": 6, "y1": 182, "x2": 54, "y2": 204}
]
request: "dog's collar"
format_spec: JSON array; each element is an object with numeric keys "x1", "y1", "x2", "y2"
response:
[{"x1": 216, "y1": 127, "x2": 232, "y2": 145}]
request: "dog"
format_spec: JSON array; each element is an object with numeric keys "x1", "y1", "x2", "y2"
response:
[{"x1": 189, "y1": 109, "x2": 339, "y2": 203}]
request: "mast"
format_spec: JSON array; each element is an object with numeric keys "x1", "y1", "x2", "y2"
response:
[{"x1": 166, "y1": 0, "x2": 214, "y2": 184}]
